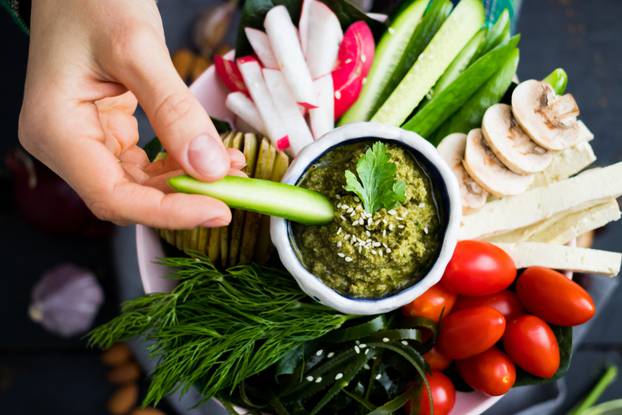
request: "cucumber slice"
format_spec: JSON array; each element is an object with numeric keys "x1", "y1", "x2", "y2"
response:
[
  {"x1": 403, "y1": 35, "x2": 519, "y2": 139},
  {"x1": 169, "y1": 176, "x2": 334, "y2": 226},
  {"x1": 338, "y1": 0, "x2": 428, "y2": 124},
  {"x1": 543, "y1": 68, "x2": 568, "y2": 94},
  {"x1": 433, "y1": 48, "x2": 519, "y2": 141},
  {"x1": 372, "y1": 0, "x2": 485, "y2": 126},
  {"x1": 380, "y1": 0, "x2": 453, "y2": 109},
  {"x1": 426, "y1": 28, "x2": 486, "y2": 101}
]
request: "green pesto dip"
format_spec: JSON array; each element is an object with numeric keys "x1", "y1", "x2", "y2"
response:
[{"x1": 292, "y1": 141, "x2": 442, "y2": 299}]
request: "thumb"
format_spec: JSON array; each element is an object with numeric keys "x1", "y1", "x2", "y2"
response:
[{"x1": 113, "y1": 35, "x2": 230, "y2": 181}]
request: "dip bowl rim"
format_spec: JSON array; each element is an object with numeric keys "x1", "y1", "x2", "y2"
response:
[{"x1": 270, "y1": 121, "x2": 463, "y2": 315}]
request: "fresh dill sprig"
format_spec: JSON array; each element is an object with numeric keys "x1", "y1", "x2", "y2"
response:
[{"x1": 88, "y1": 255, "x2": 353, "y2": 406}]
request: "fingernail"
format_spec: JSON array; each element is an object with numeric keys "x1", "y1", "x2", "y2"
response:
[
  {"x1": 202, "y1": 216, "x2": 230, "y2": 228},
  {"x1": 188, "y1": 134, "x2": 228, "y2": 179}
]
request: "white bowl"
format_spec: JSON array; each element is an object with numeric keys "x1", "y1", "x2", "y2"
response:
[{"x1": 270, "y1": 122, "x2": 462, "y2": 315}]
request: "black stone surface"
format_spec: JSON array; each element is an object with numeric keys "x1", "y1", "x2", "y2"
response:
[{"x1": 0, "y1": 0, "x2": 621, "y2": 414}]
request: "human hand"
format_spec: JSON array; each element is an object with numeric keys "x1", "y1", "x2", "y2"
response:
[{"x1": 18, "y1": 0, "x2": 245, "y2": 229}]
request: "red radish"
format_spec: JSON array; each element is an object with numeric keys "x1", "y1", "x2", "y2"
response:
[
  {"x1": 244, "y1": 28, "x2": 279, "y2": 69},
  {"x1": 264, "y1": 6, "x2": 318, "y2": 108},
  {"x1": 302, "y1": 0, "x2": 343, "y2": 78},
  {"x1": 299, "y1": 0, "x2": 313, "y2": 54},
  {"x1": 226, "y1": 92, "x2": 267, "y2": 136},
  {"x1": 332, "y1": 21, "x2": 375, "y2": 119},
  {"x1": 263, "y1": 68, "x2": 314, "y2": 156},
  {"x1": 277, "y1": 136, "x2": 290, "y2": 151},
  {"x1": 237, "y1": 57, "x2": 288, "y2": 145},
  {"x1": 214, "y1": 54, "x2": 248, "y2": 93},
  {"x1": 309, "y1": 75, "x2": 334, "y2": 139}
]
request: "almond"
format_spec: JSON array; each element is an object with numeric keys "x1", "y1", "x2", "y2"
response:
[
  {"x1": 107, "y1": 362, "x2": 141, "y2": 384},
  {"x1": 101, "y1": 343, "x2": 132, "y2": 366},
  {"x1": 107, "y1": 383, "x2": 139, "y2": 415}
]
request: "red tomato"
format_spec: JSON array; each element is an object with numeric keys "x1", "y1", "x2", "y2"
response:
[
  {"x1": 516, "y1": 267, "x2": 595, "y2": 326},
  {"x1": 438, "y1": 306, "x2": 506, "y2": 359},
  {"x1": 402, "y1": 284, "x2": 457, "y2": 322},
  {"x1": 441, "y1": 240, "x2": 516, "y2": 296},
  {"x1": 503, "y1": 315, "x2": 560, "y2": 378},
  {"x1": 405, "y1": 371, "x2": 456, "y2": 415},
  {"x1": 456, "y1": 347, "x2": 516, "y2": 396},
  {"x1": 424, "y1": 347, "x2": 452, "y2": 371},
  {"x1": 453, "y1": 291, "x2": 524, "y2": 321}
]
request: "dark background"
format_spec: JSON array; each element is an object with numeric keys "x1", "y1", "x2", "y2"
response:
[{"x1": 1, "y1": 0, "x2": 621, "y2": 414}]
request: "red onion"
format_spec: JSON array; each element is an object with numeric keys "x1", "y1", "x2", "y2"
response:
[
  {"x1": 29, "y1": 263, "x2": 104, "y2": 337},
  {"x1": 5, "y1": 148, "x2": 112, "y2": 236}
]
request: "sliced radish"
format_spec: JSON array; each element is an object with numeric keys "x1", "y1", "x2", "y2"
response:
[
  {"x1": 338, "y1": 21, "x2": 375, "y2": 76},
  {"x1": 214, "y1": 54, "x2": 248, "y2": 93},
  {"x1": 237, "y1": 57, "x2": 288, "y2": 145},
  {"x1": 263, "y1": 68, "x2": 314, "y2": 156},
  {"x1": 244, "y1": 27, "x2": 279, "y2": 69},
  {"x1": 303, "y1": 1, "x2": 343, "y2": 78},
  {"x1": 226, "y1": 92, "x2": 267, "y2": 136},
  {"x1": 299, "y1": 0, "x2": 313, "y2": 55},
  {"x1": 332, "y1": 21, "x2": 375, "y2": 119},
  {"x1": 264, "y1": 5, "x2": 318, "y2": 108},
  {"x1": 309, "y1": 75, "x2": 334, "y2": 139}
]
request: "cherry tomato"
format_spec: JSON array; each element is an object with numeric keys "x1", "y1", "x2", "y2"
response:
[
  {"x1": 438, "y1": 306, "x2": 506, "y2": 359},
  {"x1": 402, "y1": 284, "x2": 457, "y2": 322},
  {"x1": 517, "y1": 267, "x2": 595, "y2": 326},
  {"x1": 453, "y1": 290, "x2": 524, "y2": 321},
  {"x1": 456, "y1": 347, "x2": 516, "y2": 396},
  {"x1": 503, "y1": 315, "x2": 560, "y2": 378},
  {"x1": 424, "y1": 347, "x2": 452, "y2": 371},
  {"x1": 441, "y1": 240, "x2": 516, "y2": 296},
  {"x1": 405, "y1": 371, "x2": 456, "y2": 415}
]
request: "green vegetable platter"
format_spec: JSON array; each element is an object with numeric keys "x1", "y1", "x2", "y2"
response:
[{"x1": 90, "y1": 0, "x2": 622, "y2": 414}]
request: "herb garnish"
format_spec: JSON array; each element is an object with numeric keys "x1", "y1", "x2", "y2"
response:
[
  {"x1": 88, "y1": 255, "x2": 354, "y2": 406},
  {"x1": 344, "y1": 142, "x2": 406, "y2": 214}
]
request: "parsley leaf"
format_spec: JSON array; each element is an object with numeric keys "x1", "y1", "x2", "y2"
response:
[{"x1": 344, "y1": 142, "x2": 407, "y2": 214}]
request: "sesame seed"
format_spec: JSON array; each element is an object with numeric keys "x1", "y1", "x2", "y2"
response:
[
  {"x1": 355, "y1": 340, "x2": 360, "y2": 344},
  {"x1": 383, "y1": 219, "x2": 388, "y2": 225},
  {"x1": 344, "y1": 234, "x2": 350, "y2": 241},
  {"x1": 374, "y1": 242, "x2": 381, "y2": 247},
  {"x1": 306, "y1": 376, "x2": 314, "y2": 382},
  {"x1": 338, "y1": 253, "x2": 345, "y2": 258},
  {"x1": 389, "y1": 224, "x2": 395, "y2": 231},
  {"x1": 335, "y1": 90, "x2": 342, "y2": 100},
  {"x1": 316, "y1": 349, "x2": 324, "y2": 356},
  {"x1": 358, "y1": 247, "x2": 363, "y2": 254},
  {"x1": 371, "y1": 250, "x2": 377, "y2": 256},
  {"x1": 315, "y1": 377, "x2": 322, "y2": 383},
  {"x1": 388, "y1": 209, "x2": 397, "y2": 216},
  {"x1": 345, "y1": 58, "x2": 353, "y2": 64},
  {"x1": 424, "y1": 227, "x2": 429, "y2": 234},
  {"x1": 386, "y1": 248, "x2": 392, "y2": 253},
  {"x1": 335, "y1": 194, "x2": 341, "y2": 199},
  {"x1": 327, "y1": 352, "x2": 335, "y2": 358},
  {"x1": 375, "y1": 374, "x2": 382, "y2": 380},
  {"x1": 398, "y1": 225, "x2": 405, "y2": 229},
  {"x1": 365, "y1": 230, "x2": 371, "y2": 237},
  {"x1": 378, "y1": 250, "x2": 383, "y2": 257},
  {"x1": 347, "y1": 207, "x2": 354, "y2": 213},
  {"x1": 364, "y1": 364, "x2": 371, "y2": 370},
  {"x1": 337, "y1": 227, "x2": 342, "y2": 235},
  {"x1": 352, "y1": 220, "x2": 359, "y2": 226},
  {"x1": 382, "y1": 229, "x2": 387, "y2": 238},
  {"x1": 419, "y1": 202, "x2": 426, "y2": 208},
  {"x1": 335, "y1": 373, "x2": 344, "y2": 380},
  {"x1": 345, "y1": 256, "x2": 353, "y2": 263},
  {"x1": 354, "y1": 345, "x2": 360, "y2": 354},
  {"x1": 382, "y1": 337, "x2": 390, "y2": 343},
  {"x1": 365, "y1": 348, "x2": 370, "y2": 355},
  {"x1": 359, "y1": 344, "x2": 367, "y2": 348},
  {"x1": 339, "y1": 215, "x2": 347, "y2": 221},
  {"x1": 367, "y1": 218, "x2": 373, "y2": 227},
  {"x1": 401, "y1": 341, "x2": 409, "y2": 346},
  {"x1": 354, "y1": 197, "x2": 360, "y2": 202},
  {"x1": 337, "y1": 241, "x2": 342, "y2": 248}
]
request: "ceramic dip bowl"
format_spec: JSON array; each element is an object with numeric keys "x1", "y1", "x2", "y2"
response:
[{"x1": 270, "y1": 122, "x2": 462, "y2": 315}]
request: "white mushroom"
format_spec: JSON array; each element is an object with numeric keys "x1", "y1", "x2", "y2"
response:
[
  {"x1": 463, "y1": 128, "x2": 534, "y2": 197},
  {"x1": 512, "y1": 80, "x2": 589, "y2": 150},
  {"x1": 481, "y1": 103, "x2": 553, "y2": 174},
  {"x1": 438, "y1": 133, "x2": 489, "y2": 212}
]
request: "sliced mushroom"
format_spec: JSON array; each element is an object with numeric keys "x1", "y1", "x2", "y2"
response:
[
  {"x1": 463, "y1": 128, "x2": 534, "y2": 197},
  {"x1": 438, "y1": 133, "x2": 489, "y2": 212},
  {"x1": 512, "y1": 80, "x2": 584, "y2": 150},
  {"x1": 482, "y1": 103, "x2": 553, "y2": 174}
]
